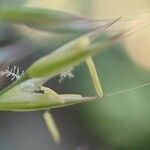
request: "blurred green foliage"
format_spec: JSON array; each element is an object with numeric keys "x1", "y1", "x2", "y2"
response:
[
  {"x1": 70, "y1": 46, "x2": 150, "y2": 149},
  {"x1": 0, "y1": 0, "x2": 27, "y2": 7}
]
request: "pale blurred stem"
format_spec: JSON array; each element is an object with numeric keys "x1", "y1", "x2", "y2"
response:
[
  {"x1": 43, "y1": 111, "x2": 61, "y2": 143},
  {"x1": 85, "y1": 56, "x2": 103, "y2": 97}
]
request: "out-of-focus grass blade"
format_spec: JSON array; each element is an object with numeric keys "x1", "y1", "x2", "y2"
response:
[
  {"x1": 0, "y1": 6, "x2": 101, "y2": 33},
  {"x1": 43, "y1": 111, "x2": 61, "y2": 143}
]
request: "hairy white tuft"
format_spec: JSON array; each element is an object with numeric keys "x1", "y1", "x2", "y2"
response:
[
  {"x1": 0, "y1": 65, "x2": 24, "y2": 81},
  {"x1": 59, "y1": 68, "x2": 74, "y2": 83}
]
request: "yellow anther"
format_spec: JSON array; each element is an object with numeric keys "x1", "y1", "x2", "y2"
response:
[{"x1": 41, "y1": 86, "x2": 64, "y2": 103}]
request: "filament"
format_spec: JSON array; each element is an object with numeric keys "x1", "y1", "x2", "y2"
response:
[{"x1": 106, "y1": 81, "x2": 150, "y2": 97}]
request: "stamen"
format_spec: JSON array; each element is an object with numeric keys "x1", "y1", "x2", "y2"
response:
[
  {"x1": 0, "y1": 64, "x2": 24, "y2": 81},
  {"x1": 59, "y1": 68, "x2": 74, "y2": 83}
]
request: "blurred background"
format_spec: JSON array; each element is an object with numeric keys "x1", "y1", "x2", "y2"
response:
[{"x1": 0, "y1": 0, "x2": 150, "y2": 149}]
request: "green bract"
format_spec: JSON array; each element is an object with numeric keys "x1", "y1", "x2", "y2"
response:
[
  {"x1": 0, "y1": 78, "x2": 99, "y2": 111},
  {"x1": 27, "y1": 36, "x2": 90, "y2": 78}
]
